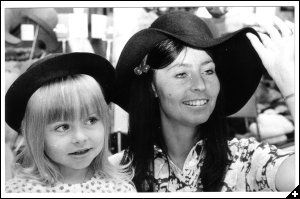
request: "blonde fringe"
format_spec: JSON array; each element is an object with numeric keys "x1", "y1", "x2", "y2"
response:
[{"x1": 11, "y1": 74, "x2": 135, "y2": 187}]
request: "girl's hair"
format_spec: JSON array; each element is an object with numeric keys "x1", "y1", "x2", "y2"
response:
[
  {"x1": 14, "y1": 74, "x2": 133, "y2": 185},
  {"x1": 124, "y1": 38, "x2": 231, "y2": 191}
]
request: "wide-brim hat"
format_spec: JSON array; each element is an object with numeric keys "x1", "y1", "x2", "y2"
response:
[
  {"x1": 6, "y1": 52, "x2": 115, "y2": 133},
  {"x1": 114, "y1": 11, "x2": 264, "y2": 116}
]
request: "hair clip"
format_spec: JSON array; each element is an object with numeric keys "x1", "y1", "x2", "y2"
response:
[
  {"x1": 134, "y1": 55, "x2": 151, "y2": 75},
  {"x1": 142, "y1": 64, "x2": 150, "y2": 73},
  {"x1": 134, "y1": 64, "x2": 150, "y2": 75},
  {"x1": 134, "y1": 66, "x2": 143, "y2": 75}
]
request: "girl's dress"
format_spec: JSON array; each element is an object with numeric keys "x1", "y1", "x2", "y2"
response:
[{"x1": 5, "y1": 171, "x2": 136, "y2": 193}]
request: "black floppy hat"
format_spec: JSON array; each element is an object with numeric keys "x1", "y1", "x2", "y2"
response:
[
  {"x1": 114, "y1": 11, "x2": 264, "y2": 115},
  {"x1": 5, "y1": 52, "x2": 115, "y2": 133}
]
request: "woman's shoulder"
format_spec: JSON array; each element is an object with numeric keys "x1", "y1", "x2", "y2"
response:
[
  {"x1": 227, "y1": 137, "x2": 264, "y2": 155},
  {"x1": 228, "y1": 137, "x2": 260, "y2": 148},
  {"x1": 227, "y1": 137, "x2": 293, "y2": 161}
]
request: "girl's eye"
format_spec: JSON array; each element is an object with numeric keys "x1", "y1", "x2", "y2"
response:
[
  {"x1": 55, "y1": 124, "x2": 70, "y2": 132},
  {"x1": 175, "y1": 73, "x2": 188, "y2": 78},
  {"x1": 86, "y1": 117, "x2": 99, "y2": 125}
]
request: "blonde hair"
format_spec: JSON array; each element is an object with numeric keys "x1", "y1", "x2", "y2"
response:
[{"x1": 14, "y1": 74, "x2": 133, "y2": 185}]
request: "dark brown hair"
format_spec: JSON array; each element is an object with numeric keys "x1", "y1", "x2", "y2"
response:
[{"x1": 123, "y1": 38, "x2": 231, "y2": 192}]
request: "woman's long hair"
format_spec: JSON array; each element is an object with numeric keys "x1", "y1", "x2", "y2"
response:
[
  {"x1": 15, "y1": 74, "x2": 133, "y2": 185},
  {"x1": 124, "y1": 38, "x2": 231, "y2": 191}
]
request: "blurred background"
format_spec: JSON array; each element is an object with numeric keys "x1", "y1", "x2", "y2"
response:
[{"x1": 4, "y1": 6, "x2": 296, "y2": 180}]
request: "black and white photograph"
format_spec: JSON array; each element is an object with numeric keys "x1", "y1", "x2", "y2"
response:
[{"x1": 2, "y1": 1, "x2": 299, "y2": 198}]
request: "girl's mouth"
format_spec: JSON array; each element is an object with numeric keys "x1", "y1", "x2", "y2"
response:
[{"x1": 69, "y1": 148, "x2": 91, "y2": 156}]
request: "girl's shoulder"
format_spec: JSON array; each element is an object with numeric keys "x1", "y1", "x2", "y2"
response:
[
  {"x1": 5, "y1": 177, "x2": 24, "y2": 193},
  {"x1": 5, "y1": 177, "x2": 46, "y2": 193},
  {"x1": 112, "y1": 180, "x2": 136, "y2": 193},
  {"x1": 91, "y1": 171, "x2": 136, "y2": 193}
]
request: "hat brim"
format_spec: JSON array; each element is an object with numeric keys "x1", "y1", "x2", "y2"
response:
[
  {"x1": 114, "y1": 27, "x2": 263, "y2": 115},
  {"x1": 26, "y1": 14, "x2": 60, "y2": 52},
  {"x1": 5, "y1": 53, "x2": 115, "y2": 133}
]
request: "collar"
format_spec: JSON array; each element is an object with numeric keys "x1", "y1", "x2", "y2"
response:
[{"x1": 154, "y1": 139, "x2": 204, "y2": 159}]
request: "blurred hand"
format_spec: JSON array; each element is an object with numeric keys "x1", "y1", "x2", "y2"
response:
[{"x1": 246, "y1": 16, "x2": 294, "y2": 97}]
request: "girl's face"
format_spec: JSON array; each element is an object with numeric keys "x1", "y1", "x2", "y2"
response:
[
  {"x1": 153, "y1": 47, "x2": 220, "y2": 127},
  {"x1": 44, "y1": 113, "x2": 104, "y2": 174}
]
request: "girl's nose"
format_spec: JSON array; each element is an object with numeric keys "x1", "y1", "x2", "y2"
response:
[{"x1": 71, "y1": 127, "x2": 87, "y2": 144}]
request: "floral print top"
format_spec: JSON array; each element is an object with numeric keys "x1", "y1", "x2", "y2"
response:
[
  {"x1": 154, "y1": 137, "x2": 294, "y2": 192},
  {"x1": 5, "y1": 170, "x2": 136, "y2": 193}
]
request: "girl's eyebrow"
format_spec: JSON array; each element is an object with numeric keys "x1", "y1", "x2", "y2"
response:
[
  {"x1": 46, "y1": 121, "x2": 68, "y2": 129},
  {"x1": 86, "y1": 113, "x2": 99, "y2": 117},
  {"x1": 49, "y1": 119, "x2": 69, "y2": 124}
]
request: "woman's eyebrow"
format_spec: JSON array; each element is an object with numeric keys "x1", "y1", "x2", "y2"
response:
[
  {"x1": 167, "y1": 63, "x2": 191, "y2": 71},
  {"x1": 167, "y1": 60, "x2": 213, "y2": 71},
  {"x1": 200, "y1": 60, "x2": 213, "y2": 66}
]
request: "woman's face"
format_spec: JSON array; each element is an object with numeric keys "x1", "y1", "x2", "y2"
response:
[{"x1": 153, "y1": 47, "x2": 220, "y2": 127}]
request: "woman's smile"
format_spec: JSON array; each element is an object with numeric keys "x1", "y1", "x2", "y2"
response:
[{"x1": 182, "y1": 99, "x2": 209, "y2": 107}]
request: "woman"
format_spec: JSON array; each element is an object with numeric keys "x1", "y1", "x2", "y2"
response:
[{"x1": 112, "y1": 12, "x2": 295, "y2": 192}]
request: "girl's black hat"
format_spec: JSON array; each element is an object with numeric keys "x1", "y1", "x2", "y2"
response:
[{"x1": 5, "y1": 52, "x2": 115, "y2": 133}]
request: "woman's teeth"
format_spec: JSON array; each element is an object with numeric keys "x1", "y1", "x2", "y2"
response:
[{"x1": 183, "y1": 99, "x2": 208, "y2": 106}]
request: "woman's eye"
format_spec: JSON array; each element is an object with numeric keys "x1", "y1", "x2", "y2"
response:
[
  {"x1": 55, "y1": 124, "x2": 69, "y2": 132},
  {"x1": 175, "y1": 73, "x2": 188, "y2": 78},
  {"x1": 204, "y1": 69, "x2": 215, "y2": 75},
  {"x1": 86, "y1": 117, "x2": 99, "y2": 125}
]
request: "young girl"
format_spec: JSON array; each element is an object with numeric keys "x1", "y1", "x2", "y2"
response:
[{"x1": 5, "y1": 52, "x2": 135, "y2": 193}]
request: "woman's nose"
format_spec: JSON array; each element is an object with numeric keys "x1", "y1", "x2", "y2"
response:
[{"x1": 190, "y1": 73, "x2": 206, "y2": 92}]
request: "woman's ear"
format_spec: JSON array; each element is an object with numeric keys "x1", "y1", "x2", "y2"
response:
[{"x1": 151, "y1": 82, "x2": 158, "y2": 98}]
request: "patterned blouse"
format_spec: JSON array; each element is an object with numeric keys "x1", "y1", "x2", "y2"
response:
[
  {"x1": 5, "y1": 171, "x2": 136, "y2": 193},
  {"x1": 153, "y1": 137, "x2": 294, "y2": 192}
]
